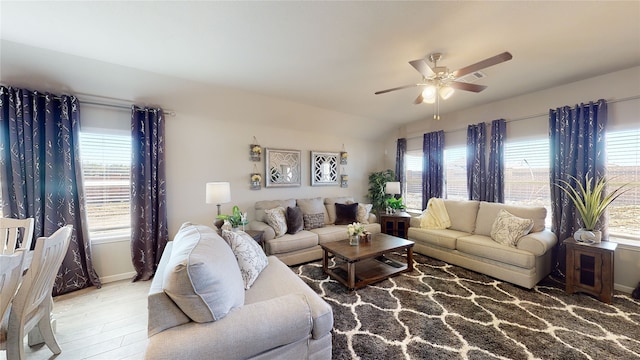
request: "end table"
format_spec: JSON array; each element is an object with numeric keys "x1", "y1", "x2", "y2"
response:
[
  {"x1": 564, "y1": 237, "x2": 617, "y2": 303},
  {"x1": 380, "y1": 213, "x2": 411, "y2": 239}
]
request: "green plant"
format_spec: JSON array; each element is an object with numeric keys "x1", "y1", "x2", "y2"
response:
[
  {"x1": 367, "y1": 169, "x2": 396, "y2": 212},
  {"x1": 386, "y1": 197, "x2": 405, "y2": 210},
  {"x1": 216, "y1": 205, "x2": 247, "y2": 227},
  {"x1": 556, "y1": 174, "x2": 631, "y2": 230}
]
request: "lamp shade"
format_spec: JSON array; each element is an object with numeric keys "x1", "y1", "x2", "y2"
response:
[
  {"x1": 385, "y1": 181, "x2": 401, "y2": 195},
  {"x1": 439, "y1": 85, "x2": 455, "y2": 100},
  {"x1": 206, "y1": 182, "x2": 231, "y2": 205},
  {"x1": 421, "y1": 85, "x2": 437, "y2": 104}
]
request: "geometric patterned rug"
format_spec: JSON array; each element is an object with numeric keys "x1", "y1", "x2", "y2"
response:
[{"x1": 292, "y1": 252, "x2": 640, "y2": 359}]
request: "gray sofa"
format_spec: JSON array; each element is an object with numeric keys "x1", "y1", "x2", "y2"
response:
[
  {"x1": 145, "y1": 223, "x2": 333, "y2": 359},
  {"x1": 249, "y1": 197, "x2": 381, "y2": 265},
  {"x1": 408, "y1": 200, "x2": 557, "y2": 289}
]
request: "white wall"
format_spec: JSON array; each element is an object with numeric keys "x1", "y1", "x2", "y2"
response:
[{"x1": 385, "y1": 66, "x2": 640, "y2": 292}]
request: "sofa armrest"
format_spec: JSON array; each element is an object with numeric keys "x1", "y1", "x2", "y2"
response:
[
  {"x1": 368, "y1": 212, "x2": 377, "y2": 224},
  {"x1": 517, "y1": 230, "x2": 558, "y2": 256},
  {"x1": 410, "y1": 216, "x2": 421, "y2": 228},
  {"x1": 145, "y1": 293, "x2": 313, "y2": 360},
  {"x1": 249, "y1": 220, "x2": 275, "y2": 241}
]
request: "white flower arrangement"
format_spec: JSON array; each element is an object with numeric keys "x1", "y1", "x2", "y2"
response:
[
  {"x1": 251, "y1": 145, "x2": 262, "y2": 154},
  {"x1": 251, "y1": 174, "x2": 262, "y2": 182},
  {"x1": 347, "y1": 222, "x2": 365, "y2": 236}
]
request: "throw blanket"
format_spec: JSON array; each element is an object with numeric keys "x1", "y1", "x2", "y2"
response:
[{"x1": 420, "y1": 198, "x2": 451, "y2": 229}]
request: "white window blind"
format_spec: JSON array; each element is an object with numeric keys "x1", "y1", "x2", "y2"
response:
[
  {"x1": 606, "y1": 128, "x2": 640, "y2": 240},
  {"x1": 80, "y1": 132, "x2": 131, "y2": 241},
  {"x1": 405, "y1": 151, "x2": 423, "y2": 211},
  {"x1": 444, "y1": 146, "x2": 467, "y2": 200}
]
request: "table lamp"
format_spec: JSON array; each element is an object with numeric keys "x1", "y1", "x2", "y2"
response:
[
  {"x1": 206, "y1": 182, "x2": 231, "y2": 227},
  {"x1": 385, "y1": 181, "x2": 401, "y2": 197}
]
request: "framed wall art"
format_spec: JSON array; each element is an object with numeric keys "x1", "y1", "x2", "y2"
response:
[
  {"x1": 265, "y1": 148, "x2": 301, "y2": 187},
  {"x1": 311, "y1": 151, "x2": 339, "y2": 186}
]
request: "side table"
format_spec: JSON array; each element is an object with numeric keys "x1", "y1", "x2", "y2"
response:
[
  {"x1": 564, "y1": 237, "x2": 617, "y2": 303},
  {"x1": 380, "y1": 213, "x2": 411, "y2": 239}
]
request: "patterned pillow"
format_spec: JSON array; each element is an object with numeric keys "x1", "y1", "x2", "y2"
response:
[
  {"x1": 356, "y1": 203, "x2": 373, "y2": 224},
  {"x1": 335, "y1": 203, "x2": 358, "y2": 225},
  {"x1": 221, "y1": 230, "x2": 269, "y2": 289},
  {"x1": 490, "y1": 209, "x2": 534, "y2": 247},
  {"x1": 264, "y1": 207, "x2": 287, "y2": 237},
  {"x1": 303, "y1": 213, "x2": 325, "y2": 230}
]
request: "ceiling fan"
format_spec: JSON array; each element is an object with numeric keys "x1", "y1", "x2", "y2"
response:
[{"x1": 375, "y1": 51, "x2": 513, "y2": 119}]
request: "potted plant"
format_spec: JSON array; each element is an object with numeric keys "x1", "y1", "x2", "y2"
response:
[
  {"x1": 385, "y1": 196, "x2": 406, "y2": 213},
  {"x1": 556, "y1": 174, "x2": 630, "y2": 243},
  {"x1": 367, "y1": 169, "x2": 396, "y2": 213},
  {"x1": 217, "y1": 205, "x2": 248, "y2": 230}
]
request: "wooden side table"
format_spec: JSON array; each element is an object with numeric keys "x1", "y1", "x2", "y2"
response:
[
  {"x1": 380, "y1": 213, "x2": 411, "y2": 239},
  {"x1": 564, "y1": 237, "x2": 617, "y2": 303}
]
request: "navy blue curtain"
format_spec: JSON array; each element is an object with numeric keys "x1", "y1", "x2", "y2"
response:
[
  {"x1": 0, "y1": 86, "x2": 100, "y2": 295},
  {"x1": 487, "y1": 119, "x2": 506, "y2": 203},
  {"x1": 550, "y1": 100, "x2": 607, "y2": 275},
  {"x1": 466, "y1": 123, "x2": 486, "y2": 201},
  {"x1": 131, "y1": 106, "x2": 168, "y2": 281},
  {"x1": 396, "y1": 138, "x2": 406, "y2": 197},
  {"x1": 422, "y1": 131, "x2": 444, "y2": 210}
]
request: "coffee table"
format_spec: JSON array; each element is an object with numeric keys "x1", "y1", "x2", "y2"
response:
[{"x1": 320, "y1": 233, "x2": 414, "y2": 291}]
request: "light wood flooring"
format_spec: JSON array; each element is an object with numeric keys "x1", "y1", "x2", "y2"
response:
[{"x1": 1, "y1": 279, "x2": 151, "y2": 360}]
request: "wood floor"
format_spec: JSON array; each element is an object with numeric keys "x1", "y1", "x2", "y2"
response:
[{"x1": 1, "y1": 279, "x2": 151, "y2": 360}]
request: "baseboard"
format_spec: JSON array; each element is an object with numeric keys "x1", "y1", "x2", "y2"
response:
[
  {"x1": 100, "y1": 271, "x2": 136, "y2": 284},
  {"x1": 614, "y1": 283, "x2": 634, "y2": 294}
]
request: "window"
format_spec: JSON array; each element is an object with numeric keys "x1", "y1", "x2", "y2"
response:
[
  {"x1": 606, "y1": 128, "x2": 640, "y2": 241},
  {"x1": 405, "y1": 150, "x2": 423, "y2": 211},
  {"x1": 444, "y1": 146, "x2": 466, "y2": 200},
  {"x1": 80, "y1": 132, "x2": 131, "y2": 241}
]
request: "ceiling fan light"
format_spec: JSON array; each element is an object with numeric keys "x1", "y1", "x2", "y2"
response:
[
  {"x1": 422, "y1": 85, "x2": 436, "y2": 104},
  {"x1": 439, "y1": 85, "x2": 455, "y2": 100}
]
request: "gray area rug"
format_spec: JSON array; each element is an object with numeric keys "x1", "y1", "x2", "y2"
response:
[{"x1": 292, "y1": 253, "x2": 640, "y2": 359}]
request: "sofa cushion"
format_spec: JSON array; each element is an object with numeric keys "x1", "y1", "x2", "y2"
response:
[
  {"x1": 303, "y1": 213, "x2": 325, "y2": 230},
  {"x1": 490, "y1": 209, "x2": 534, "y2": 247},
  {"x1": 334, "y1": 203, "x2": 358, "y2": 225},
  {"x1": 457, "y1": 234, "x2": 536, "y2": 269},
  {"x1": 444, "y1": 199, "x2": 480, "y2": 233},
  {"x1": 267, "y1": 231, "x2": 318, "y2": 255},
  {"x1": 255, "y1": 199, "x2": 296, "y2": 223},
  {"x1": 221, "y1": 229, "x2": 269, "y2": 289},
  {"x1": 356, "y1": 203, "x2": 373, "y2": 224},
  {"x1": 286, "y1": 206, "x2": 304, "y2": 234},
  {"x1": 475, "y1": 202, "x2": 547, "y2": 236},
  {"x1": 163, "y1": 223, "x2": 244, "y2": 323},
  {"x1": 407, "y1": 227, "x2": 468, "y2": 250},
  {"x1": 265, "y1": 207, "x2": 288, "y2": 237},
  {"x1": 324, "y1": 196, "x2": 355, "y2": 224},
  {"x1": 297, "y1": 197, "x2": 330, "y2": 225}
]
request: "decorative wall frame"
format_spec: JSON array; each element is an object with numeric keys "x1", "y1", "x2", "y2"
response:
[
  {"x1": 265, "y1": 148, "x2": 301, "y2": 187},
  {"x1": 311, "y1": 151, "x2": 339, "y2": 186}
]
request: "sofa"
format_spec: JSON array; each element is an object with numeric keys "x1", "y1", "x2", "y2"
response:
[
  {"x1": 408, "y1": 199, "x2": 557, "y2": 289},
  {"x1": 145, "y1": 223, "x2": 333, "y2": 359},
  {"x1": 248, "y1": 196, "x2": 381, "y2": 265}
]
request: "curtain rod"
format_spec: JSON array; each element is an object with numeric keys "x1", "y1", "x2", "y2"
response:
[
  {"x1": 80, "y1": 99, "x2": 177, "y2": 117},
  {"x1": 406, "y1": 94, "x2": 640, "y2": 139}
]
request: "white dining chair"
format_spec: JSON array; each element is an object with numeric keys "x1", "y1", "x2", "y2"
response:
[
  {"x1": 0, "y1": 251, "x2": 26, "y2": 323},
  {"x1": 1, "y1": 225, "x2": 72, "y2": 360},
  {"x1": 0, "y1": 218, "x2": 35, "y2": 255}
]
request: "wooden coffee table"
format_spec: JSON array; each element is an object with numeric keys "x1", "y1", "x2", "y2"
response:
[{"x1": 320, "y1": 233, "x2": 414, "y2": 291}]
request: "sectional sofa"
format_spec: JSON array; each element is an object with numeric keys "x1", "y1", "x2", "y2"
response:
[
  {"x1": 408, "y1": 199, "x2": 557, "y2": 288},
  {"x1": 248, "y1": 196, "x2": 381, "y2": 265}
]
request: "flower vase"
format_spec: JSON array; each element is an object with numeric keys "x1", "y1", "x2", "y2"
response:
[{"x1": 349, "y1": 235, "x2": 359, "y2": 246}]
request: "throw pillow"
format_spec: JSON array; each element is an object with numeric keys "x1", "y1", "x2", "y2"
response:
[
  {"x1": 264, "y1": 207, "x2": 287, "y2": 237},
  {"x1": 286, "y1": 206, "x2": 304, "y2": 234},
  {"x1": 221, "y1": 230, "x2": 269, "y2": 289},
  {"x1": 356, "y1": 203, "x2": 373, "y2": 224},
  {"x1": 296, "y1": 197, "x2": 329, "y2": 225},
  {"x1": 334, "y1": 203, "x2": 358, "y2": 225},
  {"x1": 303, "y1": 213, "x2": 325, "y2": 230},
  {"x1": 163, "y1": 223, "x2": 244, "y2": 323},
  {"x1": 490, "y1": 209, "x2": 534, "y2": 247}
]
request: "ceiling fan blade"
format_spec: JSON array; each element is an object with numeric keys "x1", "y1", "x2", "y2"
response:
[
  {"x1": 451, "y1": 51, "x2": 513, "y2": 79},
  {"x1": 449, "y1": 81, "x2": 488, "y2": 93},
  {"x1": 414, "y1": 93, "x2": 424, "y2": 104},
  {"x1": 409, "y1": 59, "x2": 435, "y2": 78},
  {"x1": 374, "y1": 84, "x2": 418, "y2": 95}
]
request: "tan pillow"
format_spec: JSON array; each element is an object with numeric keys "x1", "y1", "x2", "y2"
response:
[
  {"x1": 264, "y1": 207, "x2": 287, "y2": 237},
  {"x1": 254, "y1": 199, "x2": 296, "y2": 223},
  {"x1": 356, "y1": 203, "x2": 373, "y2": 224},
  {"x1": 475, "y1": 202, "x2": 547, "y2": 236},
  {"x1": 490, "y1": 209, "x2": 534, "y2": 247},
  {"x1": 221, "y1": 230, "x2": 268, "y2": 289},
  {"x1": 297, "y1": 197, "x2": 330, "y2": 225}
]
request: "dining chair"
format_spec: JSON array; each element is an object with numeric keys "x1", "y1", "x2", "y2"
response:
[
  {"x1": 1, "y1": 225, "x2": 72, "y2": 360},
  {"x1": 0, "y1": 251, "x2": 26, "y2": 323},
  {"x1": 0, "y1": 218, "x2": 35, "y2": 255}
]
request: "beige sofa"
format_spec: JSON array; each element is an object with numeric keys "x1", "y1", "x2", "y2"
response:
[
  {"x1": 249, "y1": 196, "x2": 381, "y2": 265},
  {"x1": 408, "y1": 200, "x2": 557, "y2": 289},
  {"x1": 145, "y1": 223, "x2": 333, "y2": 359}
]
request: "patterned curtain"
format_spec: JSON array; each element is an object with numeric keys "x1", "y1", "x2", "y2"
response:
[
  {"x1": 549, "y1": 99, "x2": 607, "y2": 276},
  {"x1": 395, "y1": 138, "x2": 407, "y2": 196},
  {"x1": 0, "y1": 86, "x2": 100, "y2": 296},
  {"x1": 486, "y1": 119, "x2": 506, "y2": 203},
  {"x1": 422, "y1": 131, "x2": 444, "y2": 210},
  {"x1": 131, "y1": 106, "x2": 168, "y2": 281},
  {"x1": 466, "y1": 122, "x2": 487, "y2": 201}
]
